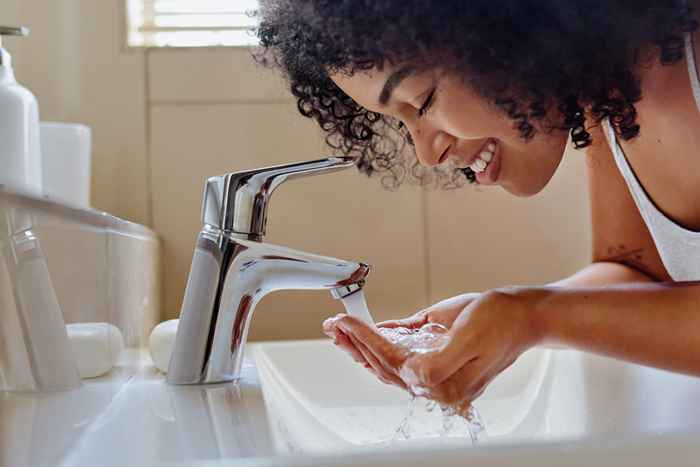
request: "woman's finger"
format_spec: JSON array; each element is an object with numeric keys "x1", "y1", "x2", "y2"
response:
[
  {"x1": 347, "y1": 333, "x2": 407, "y2": 389},
  {"x1": 336, "y1": 316, "x2": 410, "y2": 370},
  {"x1": 399, "y1": 303, "x2": 484, "y2": 388},
  {"x1": 333, "y1": 328, "x2": 369, "y2": 365},
  {"x1": 322, "y1": 314, "x2": 344, "y2": 336},
  {"x1": 412, "y1": 357, "x2": 488, "y2": 406},
  {"x1": 376, "y1": 311, "x2": 428, "y2": 329},
  {"x1": 377, "y1": 294, "x2": 477, "y2": 330}
]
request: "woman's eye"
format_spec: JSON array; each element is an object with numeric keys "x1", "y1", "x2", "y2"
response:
[
  {"x1": 418, "y1": 88, "x2": 436, "y2": 117},
  {"x1": 397, "y1": 121, "x2": 415, "y2": 146}
]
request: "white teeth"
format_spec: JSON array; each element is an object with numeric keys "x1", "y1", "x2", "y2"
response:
[
  {"x1": 457, "y1": 142, "x2": 497, "y2": 174},
  {"x1": 470, "y1": 159, "x2": 486, "y2": 172}
]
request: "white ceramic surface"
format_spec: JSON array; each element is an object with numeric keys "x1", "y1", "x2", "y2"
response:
[
  {"x1": 0, "y1": 189, "x2": 160, "y2": 392},
  {"x1": 3, "y1": 342, "x2": 700, "y2": 465},
  {"x1": 253, "y1": 341, "x2": 550, "y2": 453},
  {"x1": 5, "y1": 339, "x2": 700, "y2": 467},
  {"x1": 39, "y1": 122, "x2": 91, "y2": 207},
  {"x1": 253, "y1": 340, "x2": 700, "y2": 453}
]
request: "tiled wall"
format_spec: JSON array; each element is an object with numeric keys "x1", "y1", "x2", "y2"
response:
[
  {"x1": 1, "y1": 0, "x2": 150, "y2": 225},
  {"x1": 2, "y1": 1, "x2": 592, "y2": 341}
]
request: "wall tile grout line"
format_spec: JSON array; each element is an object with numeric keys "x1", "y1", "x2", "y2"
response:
[
  {"x1": 149, "y1": 98, "x2": 295, "y2": 107},
  {"x1": 144, "y1": 48, "x2": 155, "y2": 229},
  {"x1": 144, "y1": 49, "x2": 163, "y2": 321},
  {"x1": 420, "y1": 188, "x2": 433, "y2": 307}
]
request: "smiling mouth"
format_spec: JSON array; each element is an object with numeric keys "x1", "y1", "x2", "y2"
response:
[{"x1": 454, "y1": 140, "x2": 496, "y2": 183}]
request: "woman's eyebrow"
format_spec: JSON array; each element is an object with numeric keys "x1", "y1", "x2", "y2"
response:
[{"x1": 378, "y1": 66, "x2": 416, "y2": 106}]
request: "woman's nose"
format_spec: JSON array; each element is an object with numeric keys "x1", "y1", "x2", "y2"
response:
[{"x1": 409, "y1": 125, "x2": 453, "y2": 167}]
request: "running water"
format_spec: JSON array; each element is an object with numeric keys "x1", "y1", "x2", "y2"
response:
[
  {"x1": 338, "y1": 293, "x2": 486, "y2": 445},
  {"x1": 379, "y1": 324, "x2": 486, "y2": 445},
  {"x1": 340, "y1": 290, "x2": 376, "y2": 327}
]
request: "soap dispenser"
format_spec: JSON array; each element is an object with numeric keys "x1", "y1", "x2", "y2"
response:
[{"x1": 0, "y1": 26, "x2": 42, "y2": 195}]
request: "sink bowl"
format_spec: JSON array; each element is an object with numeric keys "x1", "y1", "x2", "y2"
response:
[
  {"x1": 251, "y1": 339, "x2": 700, "y2": 454},
  {"x1": 252, "y1": 340, "x2": 551, "y2": 453}
]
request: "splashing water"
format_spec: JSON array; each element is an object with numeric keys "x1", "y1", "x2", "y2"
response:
[
  {"x1": 379, "y1": 324, "x2": 486, "y2": 445},
  {"x1": 338, "y1": 292, "x2": 485, "y2": 444}
]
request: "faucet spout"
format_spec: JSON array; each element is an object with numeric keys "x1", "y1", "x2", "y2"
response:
[
  {"x1": 167, "y1": 227, "x2": 370, "y2": 385},
  {"x1": 167, "y1": 156, "x2": 370, "y2": 385}
]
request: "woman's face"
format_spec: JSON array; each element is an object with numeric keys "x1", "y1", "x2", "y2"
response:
[{"x1": 331, "y1": 65, "x2": 570, "y2": 196}]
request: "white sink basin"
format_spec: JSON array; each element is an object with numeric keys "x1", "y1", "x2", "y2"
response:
[
  {"x1": 252, "y1": 340, "x2": 550, "y2": 452},
  {"x1": 252, "y1": 339, "x2": 700, "y2": 454}
]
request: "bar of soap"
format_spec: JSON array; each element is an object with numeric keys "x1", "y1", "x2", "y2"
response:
[
  {"x1": 66, "y1": 323, "x2": 125, "y2": 378},
  {"x1": 149, "y1": 319, "x2": 179, "y2": 374}
]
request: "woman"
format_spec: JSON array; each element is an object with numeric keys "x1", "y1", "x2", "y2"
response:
[{"x1": 254, "y1": 0, "x2": 700, "y2": 415}]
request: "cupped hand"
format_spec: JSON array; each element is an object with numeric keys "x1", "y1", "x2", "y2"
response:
[
  {"x1": 324, "y1": 287, "x2": 548, "y2": 413},
  {"x1": 377, "y1": 292, "x2": 481, "y2": 329},
  {"x1": 322, "y1": 292, "x2": 481, "y2": 386}
]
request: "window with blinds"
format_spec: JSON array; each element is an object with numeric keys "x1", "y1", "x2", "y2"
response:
[{"x1": 126, "y1": 0, "x2": 260, "y2": 47}]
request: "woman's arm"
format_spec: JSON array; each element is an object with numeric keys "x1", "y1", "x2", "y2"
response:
[
  {"x1": 548, "y1": 260, "x2": 655, "y2": 288},
  {"x1": 532, "y1": 280, "x2": 700, "y2": 375},
  {"x1": 330, "y1": 280, "x2": 700, "y2": 410}
]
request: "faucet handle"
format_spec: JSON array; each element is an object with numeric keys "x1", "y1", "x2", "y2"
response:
[
  {"x1": 0, "y1": 27, "x2": 29, "y2": 37},
  {"x1": 0, "y1": 26, "x2": 29, "y2": 52},
  {"x1": 202, "y1": 155, "x2": 356, "y2": 239}
]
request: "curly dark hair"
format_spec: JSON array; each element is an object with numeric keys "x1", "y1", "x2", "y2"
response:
[{"x1": 253, "y1": 0, "x2": 697, "y2": 189}]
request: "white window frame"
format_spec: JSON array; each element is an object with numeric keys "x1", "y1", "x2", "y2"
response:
[{"x1": 125, "y1": 0, "x2": 260, "y2": 48}]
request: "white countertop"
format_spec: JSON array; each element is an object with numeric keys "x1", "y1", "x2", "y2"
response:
[{"x1": 3, "y1": 343, "x2": 700, "y2": 467}]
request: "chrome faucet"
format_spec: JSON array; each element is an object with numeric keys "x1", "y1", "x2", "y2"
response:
[{"x1": 167, "y1": 156, "x2": 371, "y2": 385}]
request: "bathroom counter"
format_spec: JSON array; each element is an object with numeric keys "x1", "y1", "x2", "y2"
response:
[{"x1": 4, "y1": 341, "x2": 700, "y2": 467}]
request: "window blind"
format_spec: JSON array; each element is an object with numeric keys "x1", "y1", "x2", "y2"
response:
[{"x1": 126, "y1": 0, "x2": 259, "y2": 47}]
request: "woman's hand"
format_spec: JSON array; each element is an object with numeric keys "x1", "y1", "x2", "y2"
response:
[
  {"x1": 378, "y1": 292, "x2": 481, "y2": 329},
  {"x1": 324, "y1": 286, "x2": 549, "y2": 413},
  {"x1": 322, "y1": 292, "x2": 481, "y2": 387}
]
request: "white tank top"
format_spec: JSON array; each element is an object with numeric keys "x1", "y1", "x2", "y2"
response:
[{"x1": 602, "y1": 31, "x2": 700, "y2": 281}]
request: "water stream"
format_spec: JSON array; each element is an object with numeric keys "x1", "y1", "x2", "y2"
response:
[{"x1": 340, "y1": 291, "x2": 486, "y2": 445}]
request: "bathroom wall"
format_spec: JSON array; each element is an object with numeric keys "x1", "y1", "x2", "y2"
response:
[
  {"x1": 0, "y1": 1, "x2": 591, "y2": 340},
  {"x1": 0, "y1": 0, "x2": 150, "y2": 225}
]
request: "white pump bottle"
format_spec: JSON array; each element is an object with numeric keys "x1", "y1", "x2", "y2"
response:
[{"x1": 0, "y1": 26, "x2": 42, "y2": 195}]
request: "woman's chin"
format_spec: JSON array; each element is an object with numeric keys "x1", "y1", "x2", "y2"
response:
[{"x1": 500, "y1": 180, "x2": 547, "y2": 198}]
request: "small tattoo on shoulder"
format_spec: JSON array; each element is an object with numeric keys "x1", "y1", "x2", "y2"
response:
[{"x1": 605, "y1": 244, "x2": 649, "y2": 274}]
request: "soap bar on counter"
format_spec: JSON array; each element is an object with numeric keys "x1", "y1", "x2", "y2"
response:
[
  {"x1": 66, "y1": 323, "x2": 125, "y2": 378},
  {"x1": 149, "y1": 319, "x2": 179, "y2": 374}
]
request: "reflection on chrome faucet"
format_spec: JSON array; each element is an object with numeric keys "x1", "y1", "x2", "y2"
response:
[
  {"x1": 0, "y1": 204, "x2": 80, "y2": 391},
  {"x1": 167, "y1": 378, "x2": 273, "y2": 458},
  {"x1": 167, "y1": 157, "x2": 371, "y2": 385}
]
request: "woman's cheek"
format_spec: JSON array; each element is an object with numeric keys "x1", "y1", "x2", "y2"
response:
[{"x1": 436, "y1": 102, "x2": 506, "y2": 141}]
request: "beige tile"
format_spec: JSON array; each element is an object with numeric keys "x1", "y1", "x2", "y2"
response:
[
  {"x1": 148, "y1": 48, "x2": 289, "y2": 103},
  {"x1": 6, "y1": 0, "x2": 150, "y2": 226},
  {"x1": 150, "y1": 103, "x2": 427, "y2": 340},
  {"x1": 425, "y1": 145, "x2": 591, "y2": 303}
]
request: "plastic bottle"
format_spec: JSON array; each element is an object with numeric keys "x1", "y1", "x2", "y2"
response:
[{"x1": 0, "y1": 26, "x2": 42, "y2": 195}]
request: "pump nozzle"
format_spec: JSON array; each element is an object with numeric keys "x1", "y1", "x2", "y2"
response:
[{"x1": 0, "y1": 26, "x2": 29, "y2": 65}]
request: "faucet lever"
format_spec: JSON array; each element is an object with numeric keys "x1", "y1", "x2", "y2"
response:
[{"x1": 202, "y1": 156, "x2": 356, "y2": 240}]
